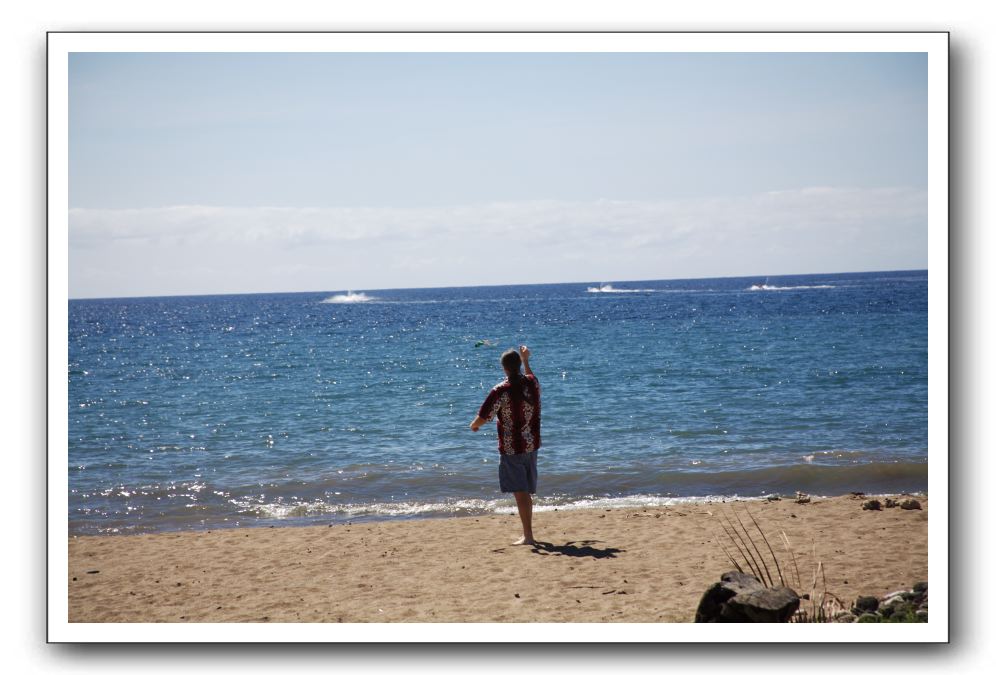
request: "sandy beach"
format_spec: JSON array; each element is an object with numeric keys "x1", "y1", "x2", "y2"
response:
[{"x1": 68, "y1": 494, "x2": 927, "y2": 623}]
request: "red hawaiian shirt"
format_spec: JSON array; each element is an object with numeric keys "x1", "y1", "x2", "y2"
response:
[{"x1": 477, "y1": 374, "x2": 541, "y2": 455}]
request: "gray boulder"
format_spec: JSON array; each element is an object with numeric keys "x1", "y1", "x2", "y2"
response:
[
  {"x1": 719, "y1": 571, "x2": 764, "y2": 594},
  {"x1": 900, "y1": 499, "x2": 922, "y2": 510},
  {"x1": 695, "y1": 571, "x2": 800, "y2": 623},
  {"x1": 729, "y1": 586, "x2": 802, "y2": 622},
  {"x1": 695, "y1": 582, "x2": 738, "y2": 623}
]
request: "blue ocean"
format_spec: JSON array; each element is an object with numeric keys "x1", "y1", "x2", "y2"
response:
[{"x1": 68, "y1": 270, "x2": 928, "y2": 535}]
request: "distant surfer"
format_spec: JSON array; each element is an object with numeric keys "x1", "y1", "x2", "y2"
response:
[{"x1": 469, "y1": 345, "x2": 541, "y2": 545}]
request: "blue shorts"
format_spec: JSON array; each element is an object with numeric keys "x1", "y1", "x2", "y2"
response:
[{"x1": 498, "y1": 451, "x2": 538, "y2": 494}]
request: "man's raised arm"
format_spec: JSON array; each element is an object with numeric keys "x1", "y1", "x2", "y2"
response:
[{"x1": 520, "y1": 345, "x2": 533, "y2": 377}]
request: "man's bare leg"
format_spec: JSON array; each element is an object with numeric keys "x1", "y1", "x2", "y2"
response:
[{"x1": 512, "y1": 491, "x2": 534, "y2": 545}]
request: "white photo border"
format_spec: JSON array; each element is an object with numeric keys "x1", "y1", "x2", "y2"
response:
[{"x1": 48, "y1": 30, "x2": 949, "y2": 643}]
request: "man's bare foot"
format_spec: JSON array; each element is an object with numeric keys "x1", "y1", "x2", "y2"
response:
[{"x1": 513, "y1": 536, "x2": 536, "y2": 545}]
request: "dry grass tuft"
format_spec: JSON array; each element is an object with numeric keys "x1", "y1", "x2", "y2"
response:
[{"x1": 715, "y1": 504, "x2": 846, "y2": 622}]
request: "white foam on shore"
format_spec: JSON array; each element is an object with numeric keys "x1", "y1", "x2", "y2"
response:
[
  {"x1": 532, "y1": 494, "x2": 761, "y2": 512},
  {"x1": 233, "y1": 493, "x2": 761, "y2": 521}
]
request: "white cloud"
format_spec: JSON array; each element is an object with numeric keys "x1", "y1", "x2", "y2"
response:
[{"x1": 69, "y1": 187, "x2": 926, "y2": 298}]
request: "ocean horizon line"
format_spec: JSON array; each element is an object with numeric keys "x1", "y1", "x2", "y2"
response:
[{"x1": 68, "y1": 267, "x2": 927, "y2": 302}]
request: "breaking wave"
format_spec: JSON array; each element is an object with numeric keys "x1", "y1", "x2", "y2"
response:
[
  {"x1": 321, "y1": 291, "x2": 375, "y2": 304},
  {"x1": 227, "y1": 461, "x2": 926, "y2": 525},
  {"x1": 230, "y1": 493, "x2": 743, "y2": 522}
]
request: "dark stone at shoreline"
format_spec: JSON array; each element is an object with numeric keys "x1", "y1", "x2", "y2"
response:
[
  {"x1": 855, "y1": 596, "x2": 879, "y2": 614},
  {"x1": 901, "y1": 499, "x2": 922, "y2": 510},
  {"x1": 838, "y1": 582, "x2": 929, "y2": 623},
  {"x1": 882, "y1": 600, "x2": 913, "y2": 618},
  {"x1": 862, "y1": 500, "x2": 882, "y2": 511}
]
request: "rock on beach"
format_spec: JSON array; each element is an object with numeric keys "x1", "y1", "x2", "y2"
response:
[{"x1": 695, "y1": 572, "x2": 800, "y2": 623}]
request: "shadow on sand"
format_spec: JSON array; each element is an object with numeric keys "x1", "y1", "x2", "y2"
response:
[{"x1": 529, "y1": 540, "x2": 624, "y2": 559}]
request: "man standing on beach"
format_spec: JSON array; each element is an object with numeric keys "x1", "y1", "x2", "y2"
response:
[{"x1": 469, "y1": 345, "x2": 541, "y2": 545}]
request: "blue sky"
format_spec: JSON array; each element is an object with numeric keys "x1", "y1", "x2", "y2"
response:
[{"x1": 69, "y1": 52, "x2": 927, "y2": 298}]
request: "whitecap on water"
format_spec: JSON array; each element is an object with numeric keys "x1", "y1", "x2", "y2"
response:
[
  {"x1": 586, "y1": 283, "x2": 654, "y2": 294},
  {"x1": 321, "y1": 291, "x2": 375, "y2": 304},
  {"x1": 747, "y1": 284, "x2": 834, "y2": 291}
]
